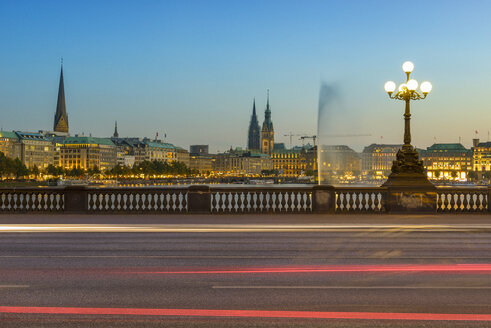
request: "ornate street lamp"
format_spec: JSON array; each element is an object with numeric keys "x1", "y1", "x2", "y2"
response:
[{"x1": 383, "y1": 61, "x2": 433, "y2": 186}]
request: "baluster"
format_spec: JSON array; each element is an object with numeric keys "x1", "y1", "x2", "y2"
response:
[
  {"x1": 449, "y1": 193, "x2": 456, "y2": 212},
  {"x1": 143, "y1": 192, "x2": 149, "y2": 211},
  {"x1": 373, "y1": 193, "x2": 381, "y2": 212},
  {"x1": 33, "y1": 192, "x2": 41, "y2": 211},
  {"x1": 241, "y1": 192, "x2": 248, "y2": 213},
  {"x1": 266, "y1": 192, "x2": 273, "y2": 213},
  {"x1": 38, "y1": 193, "x2": 45, "y2": 211},
  {"x1": 353, "y1": 192, "x2": 360, "y2": 211},
  {"x1": 346, "y1": 192, "x2": 353, "y2": 212},
  {"x1": 129, "y1": 193, "x2": 136, "y2": 211},
  {"x1": 478, "y1": 193, "x2": 484, "y2": 211},
  {"x1": 59, "y1": 193, "x2": 65, "y2": 211},
  {"x1": 235, "y1": 192, "x2": 242, "y2": 213},
  {"x1": 169, "y1": 192, "x2": 176, "y2": 212},
  {"x1": 211, "y1": 192, "x2": 217, "y2": 213},
  {"x1": 366, "y1": 193, "x2": 373, "y2": 211},
  {"x1": 468, "y1": 193, "x2": 475, "y2": 212},
  {"x1": 285, "y1": 191, "x2": 291, "y2": 212},
  {"x1": 483, "y1": 192, "x2": 488, "y2": 212}
]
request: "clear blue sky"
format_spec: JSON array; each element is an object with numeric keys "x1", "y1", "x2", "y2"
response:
[{"x1": 1, "y1": 0, "x2": 490, "y2": 152}]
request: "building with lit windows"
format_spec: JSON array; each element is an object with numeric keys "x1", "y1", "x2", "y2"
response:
[
  {"x1": 60, "y1": 137, "x2": 116, "y2": 171},
  {"x1": 175, "y1": 147, "x2": 190, "y2": 167},
  {"x1": 213, "y1": 149, "x2": 273, "y2": 175},
  {"x1": 361, "y1": 144, "x2": 402, "y2": 178},
  {"x1": 15, "y1": 132, "x2": 55, "y2": 169},
  {"x1": 420, "y1": 143, "x2": 472, "y2": 180},
  {"x1": 0, "y1": 131, "x2": 21, "y2": 160},
  {"x1": 146, "y1": 141, "x2": 176, "y2": 163},
  {"x1": 271, "y1": 147, "x2": 306, "y2": 176},
  {"x1": 472, "y1": 139, "x2": 491, "y2": 174}
]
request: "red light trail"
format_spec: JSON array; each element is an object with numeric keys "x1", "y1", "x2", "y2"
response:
[
  {"x1": 123, "y1": 263, "x2": 491, "y2": 275},
  {"x1": 0, "y1": 306, "x2": 490, "y2": 321}
]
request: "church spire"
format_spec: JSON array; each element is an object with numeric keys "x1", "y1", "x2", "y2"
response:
[
  {"x1": 53, "y1": 61, "x2": 69, "y2": 133},
  {"x1": 113, "y1": 121, "x2": 119, "y2": 138},
  {"x1": 247, "y1": 97, "x2": 260, "y2": 151}
]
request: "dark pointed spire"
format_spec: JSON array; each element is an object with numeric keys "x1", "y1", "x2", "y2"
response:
[
  {"x1": 263, "y1": 89, "x2": 273, "y2": 129},
  {"x1": 247, "y1": 97, "x2": 260, "y2": 150},
  {"x1": 54, "y1": 61, "x2": 69, "y2": 133},
  {"x1": 113, "y1": 121, "x2": 119, "y2": 138}
]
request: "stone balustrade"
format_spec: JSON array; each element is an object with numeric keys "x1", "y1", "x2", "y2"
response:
[{"x1": 0, "y1": 185, "x2": 489, "y2": 214}]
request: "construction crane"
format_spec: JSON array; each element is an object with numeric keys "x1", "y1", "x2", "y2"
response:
[
  {"x1": 299, "y1": 134, "x2": 372, "y2": 148},
  {"x1": 299, "y1": 136, "x2": 317, "y2": 148}
]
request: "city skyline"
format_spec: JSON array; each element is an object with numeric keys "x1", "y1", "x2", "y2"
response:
[{"x1": 1, "y1": 0, "x2": 491, "y2": 152}]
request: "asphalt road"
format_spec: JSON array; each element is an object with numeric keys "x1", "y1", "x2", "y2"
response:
[{"x1": 0, "y1": 214, "x2": 491, "y2": 327}]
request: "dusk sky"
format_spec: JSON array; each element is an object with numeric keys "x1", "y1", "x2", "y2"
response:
[{"x1": 1, "y1": 0, "x2": 490, "y2": 152}]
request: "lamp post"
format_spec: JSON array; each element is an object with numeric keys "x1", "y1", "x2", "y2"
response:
[{"x1": 383, "y1": 61, "x2": 433, "y2": 186}]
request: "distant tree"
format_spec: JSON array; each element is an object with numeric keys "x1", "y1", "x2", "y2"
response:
[
  {"x1": 14, "y1": 158, "x2": 29, "y2": 178},
  {"x1": 30, "y1": 165, "x2": 40, "y2": 179},
  {"x1": 467, "y1": 170, "x2": 478, "y2": 182},
  {"x1": 434, "y1": 170, "x2": 442, "y2": 179},
  {"x1": 483, "y1": 171, "x2": 491, "y2": 181},
  {"x1": 450, "y1": 171, "x2": 458, "y2": 180}
]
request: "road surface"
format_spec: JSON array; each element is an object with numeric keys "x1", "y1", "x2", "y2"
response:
[{"x1": 0, "y1": 214, "x2": 490, "y2": 327}]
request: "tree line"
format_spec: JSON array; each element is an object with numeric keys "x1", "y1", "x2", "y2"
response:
[{"x1": 0, "y1": 152, "x2": 195, "y2": 179}]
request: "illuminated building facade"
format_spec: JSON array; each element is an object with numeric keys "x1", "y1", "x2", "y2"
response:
[
  {"x1": 420, "y1": 143, "x2": 472, "y2": 180},
  {"x1": 318, "y1": 145, "x2": 361, "y2": 182},
  {"x1": 189, "y1": 155, "x2": 213, "y2": 173},
  {"x1": 0, "y1": 131, "x2": 21, "y2": 160},
  {"x1": 271, "y1": 147, "x2": 306, "y2": 176},
  {"x1": 213, "y1": 150, "x2": 273, "y2": 175},
  {"x1": 60, "y1": 137, "x2": 116, "y2": 171},
  {"x1": 472, "y1": 139, "x2": 491, "y2": 173},
  {"x1": 361, "y1": 144, "x2": 402, "y2": 178},
  {"x1": 16, "y1": 132, "x2": 55, "y2": 169},
  {"x1": 146, "y1": 142, "x2": 176, "y2": 163},
  {"x1": 175, "y1": 147, "x2": 190, "y2": 167}
]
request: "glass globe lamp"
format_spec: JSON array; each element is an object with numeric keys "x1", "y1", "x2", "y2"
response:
[
  {"x1": 384, "y1": 81, "x2": 396, "y2": 94},
  {"x1": 420, "y1": 81, "x2": 432, "y2": 94},
  {"x1": 406, "y1": 79, "x2": 418, "y2": 91},
  {"x1": 402, "y1": 61, "x2": 414, "y2": 73}
]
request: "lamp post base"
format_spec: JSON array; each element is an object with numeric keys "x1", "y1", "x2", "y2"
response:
[{"x1": 382, "y1": 145, "x2": 433, "y2": 187}]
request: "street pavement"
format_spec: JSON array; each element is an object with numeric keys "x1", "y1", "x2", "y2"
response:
[{"x1": 0, "y1": 214, "x2": 490, "y2": 327}]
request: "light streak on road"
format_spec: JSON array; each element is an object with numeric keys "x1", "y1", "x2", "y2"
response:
[
  {"x1": 124, "y1": 263, "x2": 491, "y2": 275},
  {"x1": 1, "y1": 224, "x2": 491, "y2": 233},
  {"x1": 0, "y1": 306, "x2": 490, "y2": 321}
]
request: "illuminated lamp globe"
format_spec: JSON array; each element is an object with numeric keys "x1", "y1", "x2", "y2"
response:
[
  {"x1": 420, "y1": 81, "x2": 432, "y2": 94},
  {"x1": 384, "y1": 81, "x2": 396, "y2": 93},
  {"x1": 402, "y1": 61, "x2": 414, "y2": 73},
  {"x1": 406, "y1": 79, "x2": 418, "y2": 91},
  {"x1": 398, "y1": 83, "x2": 407, "y2": 92}
]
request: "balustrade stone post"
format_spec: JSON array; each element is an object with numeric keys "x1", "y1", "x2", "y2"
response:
[
  {"x1": 386, "y1": 185, "x2": 437, "y2": 214},
  {"x1": 188, "y1": 185, "x2": 211, "y2": 214},
  {"x1": 312, "y1": 185, "x2": 335, "y2": 214},
  {"x1": 64, "y1": 186, "x2": 88, "y2": 213}
]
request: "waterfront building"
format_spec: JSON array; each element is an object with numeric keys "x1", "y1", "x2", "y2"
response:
[
  {"x1": 419, "y1": 143, "x2": 472, "y2": 180},
  {"x1": 146, "y1": 141, "x2": 176, "y2": 163},
  {"x1": 213, "y1": 149, "x2": 273, "y2": 175},
  {"x1": 261, "y1": 91, "x2": 274, "y2": 155},
  {"x1": 318, "y1": 145, "x2": 361, "y2": 182},
  {"x1": 472, "y1": 139, "x2": 491, "y2": 173},
  {"x1": 189, "y1": 154, "x2": 213, "y2": 173},
  {"x1": 271, "y1": 147, "x2": 306, "y2": 176},
  {"x1": 361, "y1": 144, "x2": 402, "y2": 178},
  {"x1": 271, "y1": 144, "x2": 317, "y2": 177},
  {"x1": 175, "y1": 147, "x2": 190, "y2": 167},
  {"x1": 60, "y1": 137, "x2": 116, "y2": 171},
  {"x1": 0, "y1": 131, "x2": 21, "y2": 160},
  {"x1": 247, "y1": 99, "x2": 260, "y2": 151},
  {"x1": 53, "y1": 64, "x2": 69, "y2": 133},
  {"x1": 15, "y1": 131, "x2": 55, "y2": 169}
]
